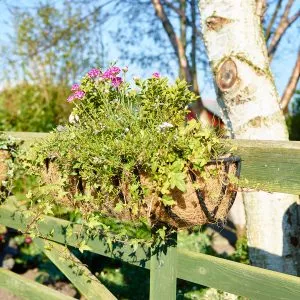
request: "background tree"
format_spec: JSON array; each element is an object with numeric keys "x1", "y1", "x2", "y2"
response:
[{"x1": 0, "y1": 1, "x2": 103, "y2": 131}]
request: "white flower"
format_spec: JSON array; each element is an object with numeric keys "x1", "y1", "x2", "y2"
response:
[
  {"x1": 56, "y1": 125, "x2": 66, "y2": 132},
  {"x1": 124, "y1": 128, "x2": 129, "y2": 133},
  {"x1": 69, "y1": 113, "x2": 80, "y2": 124},
  {"x1": 158, "y1": 122, "x2": 174, "y2": 131}
]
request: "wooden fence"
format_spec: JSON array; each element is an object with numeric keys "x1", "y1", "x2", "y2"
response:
[{"x1": 0, "y1": 132, "x2": 300, "y2": 299}]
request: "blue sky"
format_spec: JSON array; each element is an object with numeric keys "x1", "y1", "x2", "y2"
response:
[{"x1": 0, "y1": 0, "x2": 298, "y2": 113}]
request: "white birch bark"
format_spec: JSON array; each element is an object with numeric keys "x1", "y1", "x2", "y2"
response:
[{"x1": 199, "y1": 0, "x2": 300, "y2": 275}]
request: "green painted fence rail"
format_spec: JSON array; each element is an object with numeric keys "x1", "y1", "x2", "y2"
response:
[
  {"x1": 35, "y1": 238, "x2": 117, "y2": 300},
  {"x1": 0, "y1": 268, "x2": 75, "y2": 300},
  {"x1": 1, "y1": 131, "x2": 300, "y2": 299},
  {"x1": 1, "y1": 201, "x2": 300, "y2": 300}
]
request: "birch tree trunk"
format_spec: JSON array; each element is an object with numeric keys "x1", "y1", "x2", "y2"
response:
[{"x1": 199, "y1": 0, "x2": 300, "y2": 275}]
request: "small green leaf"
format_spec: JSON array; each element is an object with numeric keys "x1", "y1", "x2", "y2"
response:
[
  {"x1": 169, "y1": 172, "x2": 186, "y2": 192},
  {"x1": 161, "y1": 195, "x2": 176, "y2": 206},
  {"x1": 79, "y1": 240, "x2": 91, "y2": 253},
  {"x1": 66, "y1": 225, "x2": 73, "y2": 239}
]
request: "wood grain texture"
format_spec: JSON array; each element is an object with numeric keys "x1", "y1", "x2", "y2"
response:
[
  {"x1": 150, "y1": 235, "x2": 177, "y2": 300},
  {"x1": 2, "y1": 131, "x2": 300, "y2": 194},
  {"x1": 230, "y1": 139, "x2": 300, "y2": 194},
  {"x1": 35, "y1": 238, "x2": 116, "y2": 300},
  {"x1": 1, "y1": 203, "x2": 300, "y2": 299},
  {"x1": 0, "y1": 268, "x2": 74, "y2": 300}
]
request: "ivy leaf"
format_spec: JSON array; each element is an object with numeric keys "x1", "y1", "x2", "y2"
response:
[
  {"x1": 169, "y1": 172, "x2": 186, "y2": 192},
  {"x1": 79, "y1": 240, "x2": 91, "y2": 253},
  {"x1": 157, "y1": 226, "x2": 166, "y2": 240},
  {"x1": 66, "y1": 225, "x2": 73, "y2": 239},
  {"x1": 170, "y1": 159, "x2": 184, "y2": 172},
  {"x1": 87, "y1": 216, "x2": 102, "y2": 228},
  {"x1": 161, "y1": 195, "x2": 176, "y2": 206}
]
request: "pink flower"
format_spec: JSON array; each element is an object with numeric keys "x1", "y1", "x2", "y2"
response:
[
  {"x1": 24, "y1": 236, "x2": 32, "y2": 245},
  {"x1": 88, "y1": 68, "x2": 101, "y2": 78},
  {"x1": 110, "y1": 66, "x2": 121, "y2": 75},
  {"x1": 102, "y1": 66, "x2": 121, "y2": 79},
  {"x1": 74, "y1": 90, "x2": 85, "y2": 99},
  {"x1": 111, "y1": 76, "x2": 123, "y2": 88},
  {"x1": 71, "y1": 83, "x2": 80, "y2": 91},
  {"x1": 152, "y1": 72, "x2": 160, "y2": 78},
  {"x1": 67, "y1": 94, "x2": 75, "y2": 102}
]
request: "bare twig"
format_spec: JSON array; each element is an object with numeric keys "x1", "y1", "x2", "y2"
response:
[
  {"x1": 162, "y1": 0, "x2": 203, "y2": 38},
  {"x1": 280, "y1": 50, "x2": 300, "y2": 113},
  {"x1": 268, "y1": 0, "x2": 299, "y2": 60},
  {"x1": 190, "y1": 0, "x2": 200, "y2": 95},
  {"x1": 151, "y1": 0, "x2": 192, "y2": 83},
  {"x1": 265, "y1": 0, "x2": 283, "y2": 41}
]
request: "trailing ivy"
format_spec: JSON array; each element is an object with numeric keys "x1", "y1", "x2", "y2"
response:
[{"x1": 0, "y1": 133, "x2": 23, "y2": 202}]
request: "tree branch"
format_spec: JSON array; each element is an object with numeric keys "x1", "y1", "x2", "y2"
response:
[
  {"x1": 162, "y1": 0, "x2": 203, "y2": 38},
  {"x1": 268, "y1": 0, "x2": 299, "y2": 60},
  {"x1": 151, "y1": 0, "x2": 192, "y2": 83},
  {"x1": 281, "y1": 50, "x2": 300, "y2": 113},
  {"x1": 265, "y1": 0, "x2": 283, "y2": 41},
  {"x1": 190, "y1": 0, "x2": 200, "y2": 95},
  {"x1": 179, "y1": 0, "x2": 187, "y2": 78}
]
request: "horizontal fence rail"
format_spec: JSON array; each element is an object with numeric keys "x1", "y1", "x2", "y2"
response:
[
  {"x1": 4, "y1": 131, "x2": 300, "y2": 194},
  {"x1": 0, "y1": 268, "x2": 75, "y2": 300},
  {"x1": 1, "y1": 201, "x2": 300, "y2": 300}
]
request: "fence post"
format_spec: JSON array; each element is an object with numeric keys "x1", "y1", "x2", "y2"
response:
[{"x1": 150, "y1": 232, "x2": 177, "y2": 300}]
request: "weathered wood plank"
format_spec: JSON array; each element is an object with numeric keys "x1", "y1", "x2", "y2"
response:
[
  {"x1": 177, "y1": 248, "x2": 300, "y2": 300},
  {"x1": 1, "y1": 203, "x2": 300, "y2": 299},
  {"x1": 35, "y1": 238, "x2": 117, "y2": 300},
  {"x1": 230, "y1": 139, "x2": 300, "y2": 195},
  {"x1": 0, "y1": 268, "x2": 74, "y2": 300},
  {"x1": 150, "y1": 234, "x2": 177, "y2": 300},
  {"x1": 2, "y1": 131, "x2": 300, "y2": 194}
]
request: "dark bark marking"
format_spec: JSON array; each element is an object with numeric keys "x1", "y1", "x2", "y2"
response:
[
  {"x1": 217, "y1": 59, "x2": 237, "y2": 91},
  {"x1": 247, "y1": 116, "x2": 265, "y2": 128},
  {"x1": 206, "y1": 16, "x2": 232, "y2": 31}
]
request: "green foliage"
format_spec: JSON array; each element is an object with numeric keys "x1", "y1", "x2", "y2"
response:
[
  {"x1": 178, "y1": 227, "x2": 216, "y2": 255},
  {"x1": 0, "y1": 1, "x2": 102, "y2": 133},
  {"x1": 0, "y1": 134, "x2": 22, "y2": 202},
  {"x1": 229, "y1": 237, "x2": 249, "y2": 264},
  {"x1": 286, "y1": 90, "x2": 300, "y2": 141},
  {"x1": 0, "y1": 83, "x2": 71, "y2": 132},
  {"x1": 19, "y1": 67, "x2": 228, "y2": 246},
  {"x1": 4, "y1": 1, "x2": 101, "y2": 84}
]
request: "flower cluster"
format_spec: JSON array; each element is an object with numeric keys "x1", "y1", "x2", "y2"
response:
[
  {"x1": 87, "y1": 68, "x2": 101, "y2": 78},
  {"x1": 67, "y1": 83, "x2": 85, "y2": 102},
  {"x1": 67, "y1": 66, "x2": 130, "y2": 102}
]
